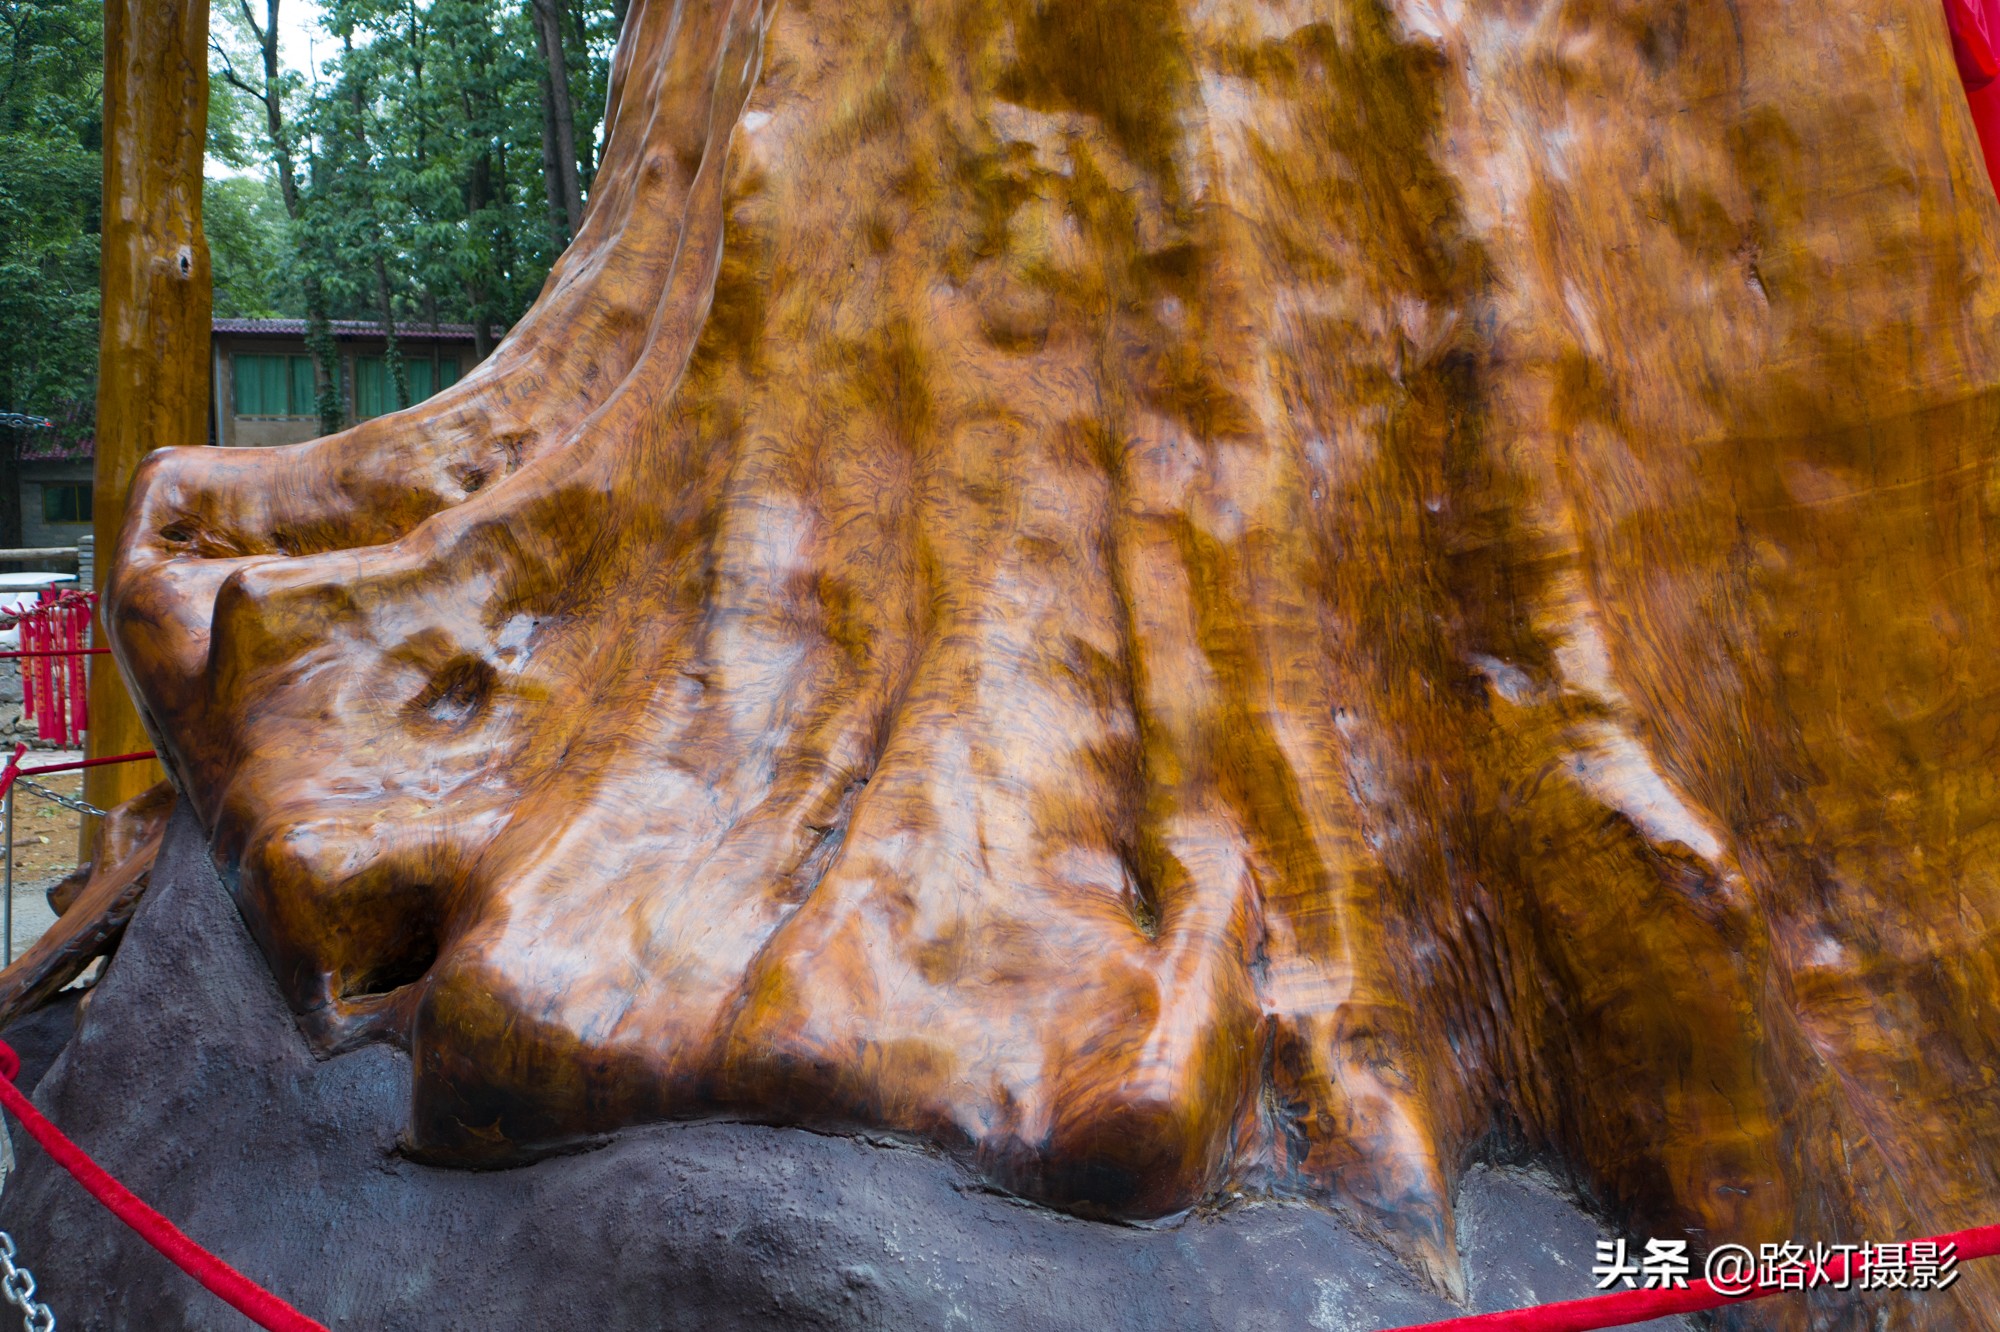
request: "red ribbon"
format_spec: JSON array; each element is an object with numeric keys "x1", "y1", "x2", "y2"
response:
[
  {"x1": 0, "y1": 1039, "x2": 327, "y2": 1332},
  {"x1": 67, "y1": 594, "x2": 87, "y2": 742},
  {"x1": 7, "y1": 592, "x2": 102, "y2": 747}
]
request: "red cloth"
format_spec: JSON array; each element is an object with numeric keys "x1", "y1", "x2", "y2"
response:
[
  {"x1": 1949, "y1": 0, "x2": 2000, "y2": 91},
  {"x1": 1971, "y1": 85, "x2": 2000, "y2": 211}
]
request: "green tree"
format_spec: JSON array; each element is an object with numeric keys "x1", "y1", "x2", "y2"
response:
[
  {"x1": 0, "y1": 0, "x2": 102, "y2": 445},
  {"x1": 0, "y1": 0, "x2": 101, "y2": 548},
  {"x1": 205, "y1": 174, "x2": 303, "y2": 319},
  {"x1": 211, "y1": 0, "x2": 347, "y2": 433},
  {"x1": 207, "y1": 65, "x2": 304, "y2": 320},
  {"x1": 214, "y1": 0, "x2": 618, "y2": 415}
]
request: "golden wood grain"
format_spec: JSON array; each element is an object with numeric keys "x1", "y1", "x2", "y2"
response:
[
  {"x1": 99, "y1": 1, "x2": 2000, "y2": 1321},
  {"x1": 84, "y1": 0, "x2": 204, "y2": 830}
]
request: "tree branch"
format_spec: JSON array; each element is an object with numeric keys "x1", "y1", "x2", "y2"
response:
[
  {"x1": 209, "y1": 38, "x2": 270, "y2": 112},
  {"x1": 237, "y1": 0, "x2": 267, "y2": 51}
]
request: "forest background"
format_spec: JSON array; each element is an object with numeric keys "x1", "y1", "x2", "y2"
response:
[{"x1": 1, "y1": 0, "x2": 621, "y2": 452}]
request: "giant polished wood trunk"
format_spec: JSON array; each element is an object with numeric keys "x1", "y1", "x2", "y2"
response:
[
  {"x1": 87, "y1": 0, "x2": 201, "y2": 822},
  {"x1": 102, "y1": 2, "x2": 2000, "y2": 1323}
]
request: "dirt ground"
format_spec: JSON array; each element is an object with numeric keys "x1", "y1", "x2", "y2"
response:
[
  {"x1": 0, "y1": 638, "x2": 90, "y2": 961},
  {"x1": 0, "y1": 595, "x2": 97, "y2": 960},
  {"x1": 1, "y1": 759, "x2": 84, "y2": 962},
  {"x1": 9, "y1": 765, "x2": 83, "y2": 885}
]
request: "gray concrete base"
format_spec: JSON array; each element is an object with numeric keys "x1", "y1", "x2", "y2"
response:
[{"x1": 0, "y1": 802, "x2": 1692, "y2": 1331}]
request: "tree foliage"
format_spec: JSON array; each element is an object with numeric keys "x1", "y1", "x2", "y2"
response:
[
  {"x1": 207, "y1": 175, "x2": 302, "y2": 319},
  {"x1": 0, "y1": 0, "x2": 102, "y2": 453},
  {"x1": 0, "y1": 0, "x2": 618, "y2": 452},
  {"x1": 212, "y1": 0, "x2": 619, "y2": 414}
]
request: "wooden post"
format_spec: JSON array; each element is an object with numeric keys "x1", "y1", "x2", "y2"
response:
[{"x1": 83, "y1": 0, "x2": 206, "y2": 845}]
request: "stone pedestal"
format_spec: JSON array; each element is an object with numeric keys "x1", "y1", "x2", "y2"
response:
[{"x1": 0, "y1": 804, "x2": 1688, "y2": 1331}]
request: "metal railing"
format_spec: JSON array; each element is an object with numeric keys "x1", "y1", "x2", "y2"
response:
[
  {"x1": 0, "y1": 537, "x2": 91, "y2": 584},
  {"x1": 0, "y1": 574, "x2": 146, "y2": 966}
]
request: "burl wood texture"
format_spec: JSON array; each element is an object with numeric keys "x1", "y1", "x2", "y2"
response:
[
  {"x1": 102, "y1": 0, "x2": 2000, "y2": 1320},
  {"x1": 87, "y1": 0, "x2": 201, "y2": 825}
]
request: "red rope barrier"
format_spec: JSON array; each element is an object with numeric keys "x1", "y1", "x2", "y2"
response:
[
  {"x1": 1376, "y1": 1224, "x2": 2000, "y2": 1331},
  {"x1": 16, "y1": 751, "x2": 156, "y2": 778},
  {"x1": 0, "y1": 746, "x2": 158, "y2": 804},
  {"x1": 0, "y1": 1040, "x2": 327, "y2": 1332}
]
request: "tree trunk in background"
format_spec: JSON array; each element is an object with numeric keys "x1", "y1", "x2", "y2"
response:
[
  {"x1": 304, "y1": 297, "x2": 342, "y2": 434},
  {"x1": 537, "y1": 67, "x2": 571, "y2": 253},
  {"x1": 344, "y1": 49, "x2": 410, "y2": 412},
  {"x1": 530, "y1": 0, "x2": 584, "y2": 241},
  {"x1": 462, "y1": 144, "x2": 495, "y2": 363},
  {"x1": 374, "y1": 254, "x2": 408, "y2": 409},
  {"x1": 86, "y1": 0, "x2": 203, "y2": 835},
  {"x1": 565, "y1": 2, "x2": 598, "y2": 190},
  {"x1": 243, "y1": 0, "x2": 342, "y2": 435}
]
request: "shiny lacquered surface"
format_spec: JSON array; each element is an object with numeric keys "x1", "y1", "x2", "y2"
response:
[
  {"x1": 85, "y1": 0, "x2": 201, "y2": 820},
  {"x1": 103, "y1": 2, "x2": 2000, "y2": 1323}
]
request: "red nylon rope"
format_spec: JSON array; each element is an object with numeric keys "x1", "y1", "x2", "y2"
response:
[
  {"x1": 0, "y1": 1039, "x2": 327, "y2": 1332},
  {"x1": 16, "y1": 751, "x2": 157, "y2": 777},
  {"x1": 1376, "y1": 1224, "x2": 2000, "y2": 1331},
  {"x1": 0, "y1": 732, "x2": 1985, "y2": 1332},
  {"x1": 0, "y1": 747, "x2": 155, "y2": 804},
  {"x1": 0, "y1": 650, "x2": 112, "y2": 659}
]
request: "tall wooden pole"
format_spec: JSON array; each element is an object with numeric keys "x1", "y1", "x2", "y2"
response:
[{"x1": 84, "y1": 0, "x2": 207, "y2": 839}]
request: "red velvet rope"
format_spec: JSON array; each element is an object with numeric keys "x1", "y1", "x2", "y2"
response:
[
  {"x1": 1376, "y1": 1223, "x2": 2000, "y2": 1331},
  {"x1": 0, "y1": 1039, "x2": 327, "y2": 1332}
]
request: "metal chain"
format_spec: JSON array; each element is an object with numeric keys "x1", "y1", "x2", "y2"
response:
[
  {"x1": 0, "y1": 1233, "x2": 56, "y2": 1331},
  {"x1": 11, "y1": 779, "x2": 104, "y2": 820}
]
